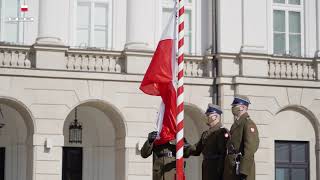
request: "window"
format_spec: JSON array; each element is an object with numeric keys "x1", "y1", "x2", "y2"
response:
[
  {"x1": 273, "y1": 0, "x2": 303, "y2": 57},
  {"x1": 75, "y1": 0, "x2": 111, "y2": 49},
  {"x1": 275, "y1": 141, "x2": 309, "y2": 180},
  {"x1": 0, "y1": 0, "x2": 25, "y2": 44},
  {"x1": 161, "y1": 0, "x2": 194, "y2": 54}
]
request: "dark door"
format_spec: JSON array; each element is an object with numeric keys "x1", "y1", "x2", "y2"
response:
[
  {"x1": 62, "y1": 147, "x2": 82, "y2": 180},
  {"x1": 0, "y1": 148, "x2": 4, "y2": 180}
]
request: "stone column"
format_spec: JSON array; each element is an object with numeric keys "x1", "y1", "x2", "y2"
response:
[
  {"x1": 316, "y1": 0, "x2": 320, "y2": 52},
  {"x1": 33, "y1": 0, "x2": 69, "y2": 69},
  {"x1": 124, "y1": 0, "x2": 156, "y2": 74},
  {"x1": 125, "y1": 0, "x2": 155, "y2": 50},
  {"x1": 315, "y1": 55, "x2": 320, "y2": 80},
  {"x1": 36, "y1": 0, "x2": 68, "y2": 45}
]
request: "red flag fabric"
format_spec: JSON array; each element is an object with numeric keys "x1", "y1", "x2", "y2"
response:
[
  {"x1": 20, "y1": 4, "x2": 28, "y2": 12},
  {"x1": 139, "y1": 9, "x2": 177, "y2": 145}
]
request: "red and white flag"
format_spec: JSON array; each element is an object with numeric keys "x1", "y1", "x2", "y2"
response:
[
  {"x1": 139, "y1": 7, "x2": 177, "y2": 145},
  {"x1": 20, "y1": 4, "x2": 28, "y2": 12}
]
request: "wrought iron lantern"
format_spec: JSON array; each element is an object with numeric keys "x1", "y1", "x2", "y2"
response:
[{"x1": 69, "y1": 107, "x2": 82, "y2": 144}]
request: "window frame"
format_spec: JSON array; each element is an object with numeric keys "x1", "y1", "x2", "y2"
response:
[
  {"x1": 161, "y1": 0, "x2": 195, "y2": 55},
  {"x1": 0, "y1": 0, "x2": 25, "y2": 44},
  {"x1": 272, "y1": 0, "x2": 304, "y2": 57},
  {"x1": 73, "y1": 0, "x2": 112, "y2": 49},
  {"x1": 275, "y1": 141, "x2": 310, "y2": 180}
]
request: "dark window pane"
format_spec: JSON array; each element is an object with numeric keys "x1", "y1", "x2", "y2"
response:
[
  {"x1": 276, "y1": 143, "x2": 290, "y2": 162},
  {"x1": 276, "y1": 168, "x2": 290, "y2": 180},
  {"x1": 291, "y1": 143, "x2": 306, "y2": 162},
  {"x1": 274, "y1": 0, "x2": 285, "y2": 3},
  {"x1": 292, "y1": 168, "x2": 306, "y2": 180}
]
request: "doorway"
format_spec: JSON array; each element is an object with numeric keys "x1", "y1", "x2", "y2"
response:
[
  {"x1": 0, "y1": 148, "x2": 4, "y2": 180},
  {"x1": 62, "y1": 147, "x2": 83, "y2": 180}
]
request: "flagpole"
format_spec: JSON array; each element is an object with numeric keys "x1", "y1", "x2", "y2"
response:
[{"x1": 176, "y1": 0, "x2": 185, "y2": 179}]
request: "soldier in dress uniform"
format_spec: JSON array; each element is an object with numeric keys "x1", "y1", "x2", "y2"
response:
[
  {"x1": 223, "y1": 95, "x2": 259, "y2": 180},
  {"x1": 184, "y1": 104, "x2": 229, "y2": 180},
  {"x1": 140, "y1": 131, "x2": 189, "y2": 180}
]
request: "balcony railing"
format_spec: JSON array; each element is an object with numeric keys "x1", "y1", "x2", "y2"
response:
[
  {"x1": 1, "y1": 44, "x2": 319, "y2": 81},
  {"x1": 65, "y1": 49, "x2": 123, "y2": 73},
  {"x1": 0, "y1": 44, "x2": 32, "y2": 68},
  {"x1": 237, "y1": 53, "x2": 319, "y2": 80},
  {"x1": 184, "y1": 55, "x2": 214, "y2": 78},
  {"x1": 268, "y1": 58, "x2": 316, "y2": 80}
]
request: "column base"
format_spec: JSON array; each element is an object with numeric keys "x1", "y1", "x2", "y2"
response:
[
  {"x1": 32, "y1": 42, "x2": 68, "y2": 70},
  {"x1": 124, "y1": 42, "x2": 151, "y2": 51},
  {"x1": 35, "y1": 37, "x2": 64, "y2": 46},
  {"x1": 240, "y1": 45, "x2": 266, "y2": 54}
]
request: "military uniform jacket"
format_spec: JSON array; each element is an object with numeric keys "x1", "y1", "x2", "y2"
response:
[
  {"x1": 141, "y1": 140, "x2": 176, "y2": 180},
  {"x1": 185, "y1": 124, "x2": 229, "y2": 180},
  {"x1": 223, "y1": 113, "x2": 259, "y2": 180}
]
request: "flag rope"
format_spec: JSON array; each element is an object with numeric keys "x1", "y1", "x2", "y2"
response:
[{"x1": 176, "y1": 0, "x2": 185, "y2": 179}]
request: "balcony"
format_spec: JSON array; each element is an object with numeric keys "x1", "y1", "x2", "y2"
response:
[
  {"x1": 217, "y1": 52, "x2": 320, "y2": 81},
  {"x1": 0, "y1": 44, "x2": 32, "y2": 68},
  {"x1": 0, "y1": 44, "x2": 214, "y2": 78},
  {"x1": 1, "y1": 44, "x2": 320, "y2": 81}
]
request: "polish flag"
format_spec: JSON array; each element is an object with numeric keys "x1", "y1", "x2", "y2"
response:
[
  {"x1": 140, "y1": 7, "x2": 177, "y2": 145},
  {"x1": 20, "y1": 4, "x2": 28, "y2": 12}
]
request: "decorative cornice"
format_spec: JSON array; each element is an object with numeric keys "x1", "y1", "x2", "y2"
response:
[{"x1": 233, "y1": 76, "x2": 320, "y2": 88}]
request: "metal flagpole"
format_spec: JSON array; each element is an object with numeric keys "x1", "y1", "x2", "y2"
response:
[{"x1": 176, "y1": 0, "x2": 185, "y2": 179}]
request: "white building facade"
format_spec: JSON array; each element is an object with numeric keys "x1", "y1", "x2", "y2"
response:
[{"x1": 0, "y1": 0, "x2": 319, "y2": 180}]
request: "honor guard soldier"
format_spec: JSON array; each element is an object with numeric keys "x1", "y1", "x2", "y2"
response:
[
  {"x1": 140, "y1": 131, "x2": 189, "y2": 180},
  {"x1": 184, "y1": 104, "x2": 229, "y2": 180},
  {"x1": 224, "y1": 95, "x2": 259, "y2": 180}
]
